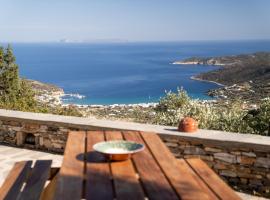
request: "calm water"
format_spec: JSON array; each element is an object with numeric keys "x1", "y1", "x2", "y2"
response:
[{"x1": 6, "y1": 40, "x2": 270, "y2": 105}]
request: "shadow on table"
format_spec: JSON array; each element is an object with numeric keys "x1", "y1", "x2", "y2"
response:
[{"x1": 76, "y1": 151, "x2": 109, "y2": 163}]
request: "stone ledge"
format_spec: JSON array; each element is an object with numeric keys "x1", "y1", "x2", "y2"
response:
[{"x1": 0, "y1": 109, "x2": 269, "y2": 150}]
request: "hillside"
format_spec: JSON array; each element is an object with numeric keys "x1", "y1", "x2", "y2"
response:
[
  {"x1": 25, "y1": 79, "x2": 64, "y2": 94},
  {"x1": 24, "y1": 79, "x2": 64, "y2": 105},
  {"x1": 175, "y1": 52, "x2": 270, "y2": 102}
]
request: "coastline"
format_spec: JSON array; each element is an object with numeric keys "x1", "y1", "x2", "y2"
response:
[
  {"x1": 35, "y1": 77, "x2": 220, "y2": 108},
  {"x1": 172, "y1": 61, "x2": 227, "y2": 66},
  {"x1": 62, "y1": 102, "x2": 158, "y2": 108},
  {"x1": 190, "y1": 76, "x2": 225, "y2": 87}
]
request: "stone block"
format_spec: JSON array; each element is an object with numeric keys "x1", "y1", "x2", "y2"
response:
[
  {"x1": 242, "y1": 152, "x2": 256, "y2": 157},
  {"x1": 183, "y1": 146, "x2": 206, "y2": 155},
  {"x1": 39, "y1": 125, "x2": 48, "y2": 132},
  {"x1": 220, "y1": 170, "x2": 237, "y2": 177},
  {"x1": 214, "y1": 162, "x2": 228, "y2": 170},
  {"x1": 204, "y1": 147, "x2": 222, "y2": 153},
  {"x1": 237, "y1": 156, "x2": 256, "y2": 165},
  {"x1": 59, "y1": 128, "x2": 71, "y2": 133},
  {"x1": 11, "y1": 127, "x2": 22, "y2": 132},
  {"x1": 230, "y1": 151, "x2": 241, "y2": 155},
  {"x1": 52, "y1": 143, "x2": 63, "y2": 149},
  {"x1": 165, "y1": 142, "x2": 178, "y2": 148},
  {"x1": 23, "y1": 123, "x2": 40, "y2": 132},
  {"x1": 214, "y1": 153, "x2": 237, "y2": 163},
  {"x1": 16, "y1": 132, "x2": 24, "y2": 146},
  {"x1": 199, "y1": 155, "x2": 214, "y2": 161},
  {"x1": 48, "y1": 126, "x2": 59, "y2": 132},
  {"x1": 43, "y1": 139, "x2": 52, "y2": 149},
  {"x1": 267, "y1": 174, "x2": 270, "y2": 180},
  {"x1": 2, "y1": 120, "x2": 21, "y2": 127},
  {"x1": 237, "y1": 172, "x2": 262, "y2": 179},
  {"x1": 178, "y1": 141, "x2": 190, "y2": 145},
  {"x1": 249, "y1": 179, "x2": 263, "y2": 187},
  {"x1": 235, "y1": 166, "x2": 251, "y2": 173},
  {"x1": 255, "y1": 157, "x2": 270, "y2": 168},
  {"x1": 39, "y1": 137, "x2": 44, "y2": 146},
  {"x1": 6, "y1": 131, "x2": 16, "y2": 138}
]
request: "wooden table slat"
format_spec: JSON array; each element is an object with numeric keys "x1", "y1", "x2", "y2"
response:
[
  {"x1": 123, "y1": 131, "x2": 179, "y2": 200},
  {"x1": 187, "y1": 158, "x2": 242, "y2": 200},
  {"x1": 0, "y1": 161, "x2": 32, "y2": 200},
  {"x1": 20, "y1": 160, "x2": 52, "y2": 200},
  {"x1": 53, "y1": 131, "x2": 85, "y2": 200},
  {"x1": 177, "y1": 159, "x2": 219, "y2": 200},
  {"x1": 141, "y1": 132, "x2": 211, "y2": 200},
  {"x1": 85, "y1": 131, "x2": 114, "y2": 200},
  {"x1": 105, "y1": 131, "x2": 145, "y2": 200},
  {"x1": 51, "y1": 130, "x2": 241, "y2": 200}
]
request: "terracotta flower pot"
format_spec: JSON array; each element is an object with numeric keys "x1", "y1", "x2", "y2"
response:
[{"x1": 178, "y1": 117, "x2": 198, "y2": 133}]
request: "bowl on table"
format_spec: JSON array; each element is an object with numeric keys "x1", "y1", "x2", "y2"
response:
[{"x1": 93, "y1": 140, "x2": 144, "y2": 161}]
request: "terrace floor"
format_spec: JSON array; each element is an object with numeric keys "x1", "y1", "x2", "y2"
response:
[
  {"x1": 0, "y1": 144, "x2": 267, "y2": 200},
  {"x1": 0, "y1": 144, "x2": 63, "y2": 186}
]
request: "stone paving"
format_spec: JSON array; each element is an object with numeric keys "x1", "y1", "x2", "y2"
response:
[
  {"x1": 0, "y1": 144, "x2": 63, "y2": 186},
  {"x1": 0, "y1": 144, "x2": 268, "y2": 200}
]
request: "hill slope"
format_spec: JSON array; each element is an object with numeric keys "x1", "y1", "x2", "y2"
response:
[{"x1": 175, "y1": 52, "x2": 270, "y2": 102}]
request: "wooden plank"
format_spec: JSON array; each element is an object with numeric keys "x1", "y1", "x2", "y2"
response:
[
  {"x1": 40, "y1": 174, "x2": 59, "y2": 200},
  {"x1": 187, "y1": 158, "x2": 242, "y2": 200},
  {"x1": 48, "y1": 167, "x2": 59, "y2": 180},
  {"x1": 20, "y1": 160, "x2": 52, "y2": 200},
  {"x1": 53, "y1": 131, "x2": 85, "y2": 200},
  {"x1": 177, "y1": 159, "x2": 219, "y2": 200},
  {"x1": 85, "y1": 131, "x2": 114, "y2": 200},
  {"x1": 0, "y1": 161, "x2": 32, "y2": 200},
  {"x1": 105, "y1": 131, "x2": 145, "y2": 200},
  {"x1": 123, "y1": 131, "x2": 179, "y2": 200},
  {"x1": 141, "y1": 132, "x2": 210, "y2": 200}
]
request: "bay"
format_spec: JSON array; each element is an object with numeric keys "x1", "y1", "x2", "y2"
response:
[{"x1": 7, "y1": 40, "x2": 270, "y2": 105}]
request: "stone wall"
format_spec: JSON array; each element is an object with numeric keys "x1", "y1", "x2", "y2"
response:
[
  {"x1": 0, "y1": 119, "x2": 71, "y2": 153},
  {"x1": 0, "y1": 109, "x2": 270, "y2": 197},
  {"x1": 160, "y1": 134, "x2": 270, "y2": 197}
]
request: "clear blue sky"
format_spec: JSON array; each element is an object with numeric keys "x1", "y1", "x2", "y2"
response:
[{"x1": 0, "y1": 0, "x2": 270, "y2": 42}]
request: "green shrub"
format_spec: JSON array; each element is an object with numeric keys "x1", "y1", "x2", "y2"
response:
[
  {"x1": 244, "y1": 98, "x2": 270, "y2": 135},
  {"x1": 154, "y1": 88, "x2": 269, "y2": 135},
  {"x1": 0, "y1": 45, "x2": 82, "y2": 117}
]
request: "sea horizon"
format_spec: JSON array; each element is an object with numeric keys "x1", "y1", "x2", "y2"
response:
[{"x1": 3, "y1": 40, "x2": 270, "y2": 105}]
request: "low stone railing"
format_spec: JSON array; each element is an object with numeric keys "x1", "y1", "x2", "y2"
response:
[{"x1": 0, "y1": 109, "x2": 269, "y2": 197}]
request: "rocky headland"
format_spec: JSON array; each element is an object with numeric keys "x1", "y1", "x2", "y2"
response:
[
  {"x1": 25, "y1": 79, "x2": 65, "y2": 106},
  {"x1": 175, "y1": 52, "x2": 270, "y2": 103}
]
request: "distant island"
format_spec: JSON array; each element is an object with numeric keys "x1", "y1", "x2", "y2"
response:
[{"x1": 174, "y1": 52, "x2": 270, "y2": 103}]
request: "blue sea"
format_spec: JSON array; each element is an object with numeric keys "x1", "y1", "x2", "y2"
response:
[{"x1": 6, "y1": 40, "x2": 270, "y2": 105}]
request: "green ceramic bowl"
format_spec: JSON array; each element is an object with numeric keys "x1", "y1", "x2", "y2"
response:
[{"x1": 93, "y1": 140, "x2": 144, "y2": 161}]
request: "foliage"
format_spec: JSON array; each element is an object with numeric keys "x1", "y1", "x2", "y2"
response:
[
  {"x1": 244, "y1": 98, "x2": 270, "y2": 136},
  {"x1": 0, "y1": 45, "x2": 82, "y2": 117},
  {"x1": 154, "y1": 88, "x2": 269, "y2": 135},
  {"x1": 154, "y1": 88, "x2": 191, "y2": 125},
  {"x1": 0, "y1": 45, "x2": 35, "y2": 110},
  {"x1": 43, "y1": 105, "x2": 83, "y2": 117}
]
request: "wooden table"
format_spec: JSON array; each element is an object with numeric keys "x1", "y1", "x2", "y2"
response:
[{"x1": 48, "y1": 131, "x2": 241, "y2": 200}]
